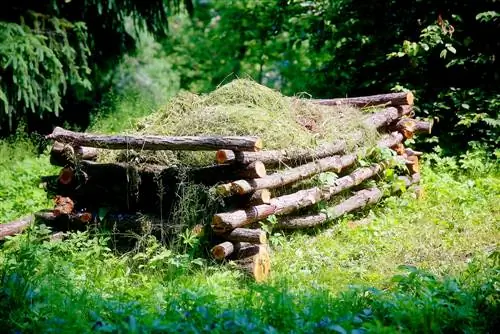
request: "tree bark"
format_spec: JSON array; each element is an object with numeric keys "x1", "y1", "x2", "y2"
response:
[
  {"x1": 47, "y1": 126, "x2": 263, "y2": 152},
  {"x1": 0, "y1": 214, "x2": 35, "y2": 240},
  {"x1": 219, "y1": 228, "x2": 267, "y2": 244},
  {"x1": 277, "y1": 187, "x2": 383, "y2": 229},
  {"x1": 50, "y1": 141, "x2": 98, "y2": 167},
  {"x1": 189, "y1": 161, "x2": 266, "y2": 183},
  {"x1": 211, "y1": 161, "x2": 389, "y2": 232},
  {"x1": 312, "y1": 92, "x2": 414, "y2": 108},
  {"x1": 215, "y1": 141, "x2": 346, "y2": 166}
]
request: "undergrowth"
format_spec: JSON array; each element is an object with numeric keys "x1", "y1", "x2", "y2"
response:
[
  {"x1": 0, "y1": 135, "x2": 58, "y2": 224},
  {"x1": 0, "y1": 146, "x2": 498, "y2": 332}
]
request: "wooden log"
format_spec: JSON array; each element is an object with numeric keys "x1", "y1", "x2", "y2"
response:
[
  {"x1": 189, "y1": 161, "x2": 267, "y2": 183},
  {"x1": 221, "y1": 228, "x2": 267, "y2": 244},
  {"x1": 0, "y1": 214, "x2": 35, "y2": 240},
  {"x1": 211, "y1": 241, "x2": 235, "y2": 260},
  {"x1": 214, "y1": 106, "x2": 411, "y2": 165},
  {"x1": 405, "y1": 148, "x2": 423, "y2": 157},
  {"x1": 230, "y1": 155, "x2": 356, "y2": 196},
  {"x1": 248, "y1": 189, "x2": 272, "y2": 205},
  {"x1": 277, "y1": 187, "x2": 383, "y2": 229},
  {"x1": 377, "y1": 132, "x2": 404, "y2": 149},
  {"x1": 233, "y1": 244, "x2": 270, "y2": 282},
  {"x1": 211, "y1": 161, "x2": 389, "y2": 232},
  {"x1": 311, "y1": 91, "x2": 414, "y2": 108},
  {"x1": 50, "y1": 141, "x2": 98, "y2": 167},
  {"x1": 223, "y1": 189, "x2": 272, "y2": 206},
  {"x1": 47, "y1": 126, "x2": 263, "y2": 152},
  {"x1": 215, "y1": 141, "x2": 346, "y2": 166},
  {"x1": 366, "y1": 107, "x2": 402, "y2": 129},
  {"x1": 212, "y1": 205, "x2": 277, "y2": 233},
  {"x1": 211, "y1": 241, "x2": 258, "y2": 260},
  {"x1": 392, "y1": 118, "x2": 433, "y2": 139}
]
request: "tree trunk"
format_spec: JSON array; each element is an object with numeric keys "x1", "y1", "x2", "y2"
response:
[
  {"x1": 219, "y1": 228, "x2": 267, "y2": 244},
  {"x1": 312, "y1": 92, "x2": 414, "y2": 108},
  {"x1": 50, "y1": 141, "x2": 98, "y2": 167},
  {"x1": 277, "y1": 187, "x2": 383, "y2": 229},
  {"x1": 47, "y1": 126, "x2": 263, "y2": 152},
  {"x1": 211, "y1": 161, "x2": 389, "y2": 232}
]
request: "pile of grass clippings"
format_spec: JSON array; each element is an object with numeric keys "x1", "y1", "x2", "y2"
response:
[{"x1": 101, "y1": 79, "x2": 380, "y2": 166}]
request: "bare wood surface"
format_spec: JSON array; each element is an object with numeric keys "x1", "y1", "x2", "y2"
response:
[
  {"x1": 312, "y1": 91, "x2": 414, "y2": 108},
  {"x1": 47, "y1": 126, "x2": 263, "y2": 152},
  {"x1": 277, "y1": 187, "x2": 383, "y2": 229}
]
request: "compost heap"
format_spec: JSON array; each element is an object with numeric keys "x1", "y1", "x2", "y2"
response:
[{"x1": 100, "y1": 79, "x2": 381, "y2": 167}]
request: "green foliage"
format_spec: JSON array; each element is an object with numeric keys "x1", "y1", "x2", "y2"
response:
[
  {"x1": 1, "y1": 129, "x2": 498, "y2": 331},
  {"x1": 164, "y1": 0, "x2": 499, "y2": 152},
  {"x1": 0, "y1": 0, "x2": 188, "y2": 131},
  {"x1": 0, "y1": 16, "x2": 91, "y2": 128},
  {"x1": 0, "y1": 136, "x2": 59, "y2": 223}
]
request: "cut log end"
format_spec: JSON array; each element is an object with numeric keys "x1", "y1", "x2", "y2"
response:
[
  {"x1": 232, "y1": 180, "x2": 253, "y2": 195},
  {"x1": 234, "y1": 245, "x2": 271, "y2": 282},
  {"x1": 250, "y1": 189, "x2": 271, "y2": 205},
  {"x1": 58, "y1": 167, "x2": 74, "y2": 185},
  {"x1": 252, "y1": 161, "x2": 267, "y2": 178},
  {"x1": 211, "y1": 241, "x2": 234, "y2": 260},
  {"x1": 406, "y1": 91, "x2": 414, "y2": 106},
  {"x1": 216, "y1": 150, "x2": 234, "y2": 164}
]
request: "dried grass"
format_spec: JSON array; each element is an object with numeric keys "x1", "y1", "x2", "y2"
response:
[{"x1": 100, "y1": 79, "x2": 380, "y2": 166}]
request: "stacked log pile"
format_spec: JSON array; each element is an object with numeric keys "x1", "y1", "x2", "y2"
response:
[{"x1": 0, "y1": 91, "x2": 431, "y2": 282}]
